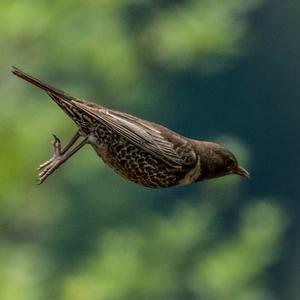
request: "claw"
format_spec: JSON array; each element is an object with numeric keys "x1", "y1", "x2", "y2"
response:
[
  {"x1": 37, "y1": 131, "x2": 87, "y2": 184},
  {"x1": 37, "y1": 158, "x2": 54, "y2": 170},
  {"x1": 37, "y1": 134, "x2": 64, "y2": 184},
  {"x1": 37, "y1": 156, "x2": 62, "y2": 184},
  {"x1": 52, "y1": 134, "x2": 61, "y2": 156}
]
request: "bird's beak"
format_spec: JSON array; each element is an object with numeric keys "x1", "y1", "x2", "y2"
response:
[{"x1": 235, "y1": 166, "x2": 250, "y2": 178}]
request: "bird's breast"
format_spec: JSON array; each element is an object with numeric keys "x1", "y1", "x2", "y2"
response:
[{"x1": 90, "y1": 135, "x2": 188, "y2": 188}]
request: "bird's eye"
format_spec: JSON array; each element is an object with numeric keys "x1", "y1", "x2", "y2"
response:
[{"x1": 226, "y1": 158, "x2": 235, "y2": 168}]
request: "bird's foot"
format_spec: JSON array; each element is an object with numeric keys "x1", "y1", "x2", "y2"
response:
[
  {"x1": 37, "y1": 135, "x2": 64, "y2": 184},
  {"x1": 37, "y1": 131, "x2": 88, "y2": 184}
]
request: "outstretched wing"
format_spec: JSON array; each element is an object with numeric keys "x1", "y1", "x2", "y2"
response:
[{"x1": 74, "y1": 102, "x2": 196, "y2": 169}]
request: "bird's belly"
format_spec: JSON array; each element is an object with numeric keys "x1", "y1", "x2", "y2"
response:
[{"x1": 91, "y1": 138, "x2": 184, "y2": 188}]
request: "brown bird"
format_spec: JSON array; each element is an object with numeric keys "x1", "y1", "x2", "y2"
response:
[{"x1": 12, "y1": 67, "x2": 249, "y2": 187}]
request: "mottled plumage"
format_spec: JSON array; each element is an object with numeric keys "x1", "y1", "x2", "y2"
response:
[{"x1": 12, "y1": 67, "x2": 249, "y2": 187}]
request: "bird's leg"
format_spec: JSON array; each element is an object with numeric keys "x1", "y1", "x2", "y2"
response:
[
  {"x1": 38, "y1": 130, "x2": 81, "y2": 170},
  {"x1": 60, "y1": 130, "x2": 82, "y2": 155},
  {"x1": 38, "y1": 131, "x2": 88, "y2": 184}
]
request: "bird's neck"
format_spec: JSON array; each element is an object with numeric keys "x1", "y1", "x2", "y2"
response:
[{"x1": 193, "y1": 141, "x2": 221, "y2": 181}]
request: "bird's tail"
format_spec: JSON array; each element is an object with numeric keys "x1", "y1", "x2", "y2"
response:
[
  {"x1": 12, "y1": 66, "x2": 102, "y2": 128},
  {"x1": 12, "y1": 66, "x2": 72, "y2": 100}
]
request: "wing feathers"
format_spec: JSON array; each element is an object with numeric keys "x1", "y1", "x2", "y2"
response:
[{"x1": 73, "y1": 102, "x2": 194, "y2": 168}]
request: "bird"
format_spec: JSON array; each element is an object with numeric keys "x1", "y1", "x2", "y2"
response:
[{"x1": 12, "y1": 67, "x2": 249, "y2": 187}]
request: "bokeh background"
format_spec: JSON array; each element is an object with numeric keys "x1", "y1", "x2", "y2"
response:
[{"x1": 0, "y1": 0, "x2": 299, "y2": 299}]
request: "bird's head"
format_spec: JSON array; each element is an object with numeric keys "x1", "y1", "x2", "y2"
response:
[{"x1": 200, "y1": 142, "x2": 250, "y2": 180}]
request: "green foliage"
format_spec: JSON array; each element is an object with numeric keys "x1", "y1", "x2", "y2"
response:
[
  {"x1": 0, "y1": 244, "x2": 50, "y2": 300},
  {"x1": 60, "y1": 191, "x2": 285, "y2": 300},
  {"x1": 0, "y1": 1, "x2": 293, "y2": 300},
  {"x1": 142, "y1": 0, "x2": 264, "y2": 72}
]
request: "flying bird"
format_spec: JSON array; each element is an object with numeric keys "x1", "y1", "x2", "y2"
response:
[{"x1": 12, "y1": 67, "x2": 249, "y2": 187}]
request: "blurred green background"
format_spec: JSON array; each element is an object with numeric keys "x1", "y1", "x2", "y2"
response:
[{"x1": 0, "y1": 0, "x2": 299, "y2": 299}]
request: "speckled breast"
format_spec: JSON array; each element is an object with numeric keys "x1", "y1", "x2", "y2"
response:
[{"x1": 89, "y1": 126, "x2": 187, "y2": 188}]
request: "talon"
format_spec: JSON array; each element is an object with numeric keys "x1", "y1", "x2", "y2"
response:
[
  {"x1": 38, "y1": 169, "x2": 47, "y2": 177},
  {"x1": 37, "y1": 139, "x2": 62, "y2": 183},
  {"x1": 52, "y1": 134, "x2": 62, "y2": 156},
  {"x1": 37, "y1": 155, "x2": 64, "y2": 184},
  {"x1": 52, "y1": 134, "x2": 60, "y2": 142},
  {"x1": 37, "y1": 158, "x2": 54, "y2": 170},
  {"x1": 36, "y1": 131, "x2": 86, "y2": 184}
]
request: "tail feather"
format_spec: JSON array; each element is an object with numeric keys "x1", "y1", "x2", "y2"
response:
[
  {"x1": 12, "y1": 66, "x2": 102, "y2": 127},
  {"x1": 12, "y1": 66, "x2": 72, "y2": 100}
]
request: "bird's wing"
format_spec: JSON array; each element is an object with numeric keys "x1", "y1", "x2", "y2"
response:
[{"x1": 73, "y1": 102, "x2": 196, "y2": 168}]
